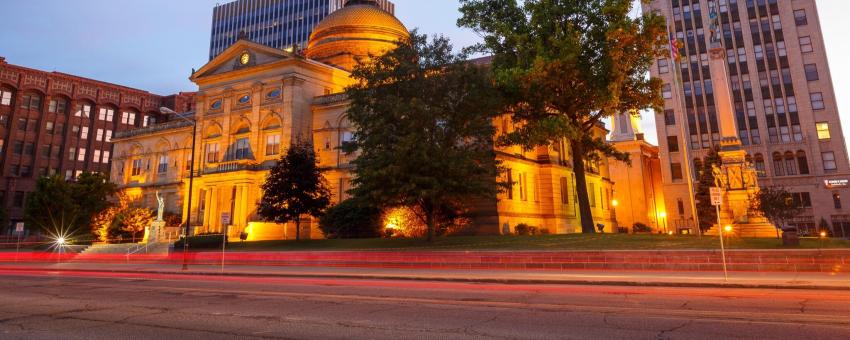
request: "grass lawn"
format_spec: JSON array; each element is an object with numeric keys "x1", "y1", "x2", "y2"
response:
[{"x1": 222, "y1": 233, "x2": 850, "y2": 252}]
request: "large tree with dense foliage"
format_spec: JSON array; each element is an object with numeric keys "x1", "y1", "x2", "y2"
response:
[
  {"x1": 343, "y1": 32, "x2": 506, "y2": 242},
  {"x1": 258, "y1": 141, "x2": 331, "y2": 241},
  {"x1": 25, "y1": 173, "x2": 116, "y2": 238},
  {"x1": 458, "y1": 0, "x2": 668, "y2": 233}
]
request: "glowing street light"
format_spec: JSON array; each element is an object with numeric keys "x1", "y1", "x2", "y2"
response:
[
  {"x1": 724, "y1": 225, "x2": 733, "y2": 233},
  {"x1": 611, "y1": 199, "x2": 619, "y2": 207}
]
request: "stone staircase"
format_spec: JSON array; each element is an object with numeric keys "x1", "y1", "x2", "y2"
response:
[{"x1": 72, "y1": 242, "x2": 173, "y2": 262}]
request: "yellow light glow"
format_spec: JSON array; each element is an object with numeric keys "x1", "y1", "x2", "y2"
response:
[
  {"x1": 820, "y1": 231, "x2": 827, "y2": 237},
  {"x1": 611, "y1": 199, "x2": 619, "y2": 207},
  {"x1": 724, "y1": 225, "x2": 733, "y2": 232},
  {"x1": 659, "y1": 212, "x2": 667, "y2": 218},
  {"x1": 56, "y1": 237, "x2": 66, "y2": 245},
  {"x1": 667, "y1": 231, "x2": 674, "y2": 235}
]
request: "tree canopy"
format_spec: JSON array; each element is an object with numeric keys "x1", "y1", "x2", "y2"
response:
[
  {"x1": 258, "y1": 141, "x2": 331, "y2": 240},
  {"x1": 694, "y1": 148, "x2": 722, "y2": 233},
  {"x1": 25, "y1": 172, "x2": 116, "y2": 239},
  {"x1": 343, "y1": 31, "x2": 506, "y2": 241},
  {"x1": 458, "y1": 0, "x2": 668, "y2": 233},
  {"x1": 752, "y1": 186, "x2": 802, "y2": 238}
]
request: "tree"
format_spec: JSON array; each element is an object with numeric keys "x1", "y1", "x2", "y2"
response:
[
  {"x1": 318, "y1": 198, "x2": 383, "y2": 239},
  {"x1": 752, "y1": 186, "x2": 802, "y2": 239},
  {"x1": 343, "y1": 32, "x2": 506, "y2": 242},
  {"x1": 458, "y1": 0, "x2": 668, "y2": 233},
  {"x1": 120, "y1": 208, "x2": 154, "y2": 243},
  {"x1": 693, "y1": 148, "x2": 722, "y2": 233},
  {"x1": 258, "y1": 141, "x2": 331, "y2": 241},
  {"x1": 26, "y1": 173, "x2": 117, "y2": 239}
]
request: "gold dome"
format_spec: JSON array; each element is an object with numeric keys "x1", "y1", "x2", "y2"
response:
[{"x1": 306, "y1": 1, "x2": 409, "y2": 71}]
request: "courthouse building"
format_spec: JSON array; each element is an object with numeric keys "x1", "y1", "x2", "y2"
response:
[
  {"x1": 111, "y1": 0, "x2": 617, "y2": 240},
  {"x1": 644, "y1": 0, "x2": 850, "y2": 236}
]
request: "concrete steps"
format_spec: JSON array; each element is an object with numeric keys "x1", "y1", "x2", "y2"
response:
[{"x1": 72, "y1": 242, "x2": 173, "y2": 262}]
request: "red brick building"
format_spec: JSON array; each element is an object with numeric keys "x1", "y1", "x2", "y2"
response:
[{"x1": 0, "y1": 56, "x2": 194, "y2": 232}]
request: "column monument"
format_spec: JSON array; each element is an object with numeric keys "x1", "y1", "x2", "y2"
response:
[{"x1": 706, "y1": 5, "x2": 774, "y2": 237}]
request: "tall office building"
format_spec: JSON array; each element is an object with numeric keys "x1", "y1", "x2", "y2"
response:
[
  {"x1": 209, "y1": 0, "x2": 396, "y2": 60},
  {"x1": 644, "y1": 0, "x2": 850, "y2": 237}
]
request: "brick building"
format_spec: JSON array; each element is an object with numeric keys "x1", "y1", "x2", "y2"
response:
[{"x1": 0, "y1": 56, "x2": 194, "y2": 233}]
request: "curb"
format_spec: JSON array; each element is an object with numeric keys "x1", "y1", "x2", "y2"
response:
[{"x1": 5, "y1": 265, "x2": 850, "y2": 291}]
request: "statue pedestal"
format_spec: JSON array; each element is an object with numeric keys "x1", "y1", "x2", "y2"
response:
[
  {"x1": 143, "y1": 221, "x2": 167, "y2": 244},
  {"x1": 707, "y1": 146, "x2": 775, "y2": 237}
]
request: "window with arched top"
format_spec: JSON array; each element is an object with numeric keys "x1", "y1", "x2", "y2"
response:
[
  {"x1": 754, "y1": 154, "x2": 766, "y2": 177},
  {"x1": 48, "y1": 97, "x2": 69, "y2": 114},
  {"x1": 797, "y1": 151, "x2": 810, "y2": 175},
  {"x1": 773, "y1": 152, "x2": 784, "y2": 176},
  {"x1": 20, "y1": 92, "x2": 42, "y2": 111},
  {"x1": 784, "y1": 151, "x2": 797, "y2": 176}
]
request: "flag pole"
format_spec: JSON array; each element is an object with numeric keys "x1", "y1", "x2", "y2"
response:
[{"x1": 663, "y1": 7, "x2": 702, "y2": 236}]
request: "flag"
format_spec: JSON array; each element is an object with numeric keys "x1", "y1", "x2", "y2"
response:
[{"x1": 670, "y1": 33, "x2": 681, "y2": 61}]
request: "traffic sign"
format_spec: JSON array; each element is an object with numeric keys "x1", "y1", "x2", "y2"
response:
[
  {"x1": 710, "y1": 187, "x2": 723, "y2": 206},
  {"x1": 14, "y1": 222, "x2": 24, "y2": 233},
  {"x1": 220, "y1": 212, "x2": 231, "y2": 226}
]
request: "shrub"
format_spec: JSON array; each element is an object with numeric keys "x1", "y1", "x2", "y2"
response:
[
  {"x1": 515, "y1": 223, "x2": 539, "y2": 236},
  {"x1": 633, "y1": 222, "x2": 652, "y2": 233},
  {"x1": 173, "y1": 234, "x2": 226, "y2": 249},
  {"x1": 318, "y1": 198, "x2": 383, "y2": 239}
]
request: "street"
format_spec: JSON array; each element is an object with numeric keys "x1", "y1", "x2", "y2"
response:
[{"x1": 0, "y1": 269, "x2": 849, "y2": 339}]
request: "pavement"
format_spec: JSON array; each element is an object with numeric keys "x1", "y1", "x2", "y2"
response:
[
  {"x1": 2, "y1": 260, "x2": 850, "y2": 290},
  {"x1": 1, "y1": 268, "x2": 850, "y2": 339}
]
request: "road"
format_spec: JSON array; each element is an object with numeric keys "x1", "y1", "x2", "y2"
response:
[{"x1": 0, "y1": 269, "x2": 849, "y2": 339}]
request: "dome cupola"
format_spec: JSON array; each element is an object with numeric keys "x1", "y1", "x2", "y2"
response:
[{"x1": 306, "y1": 0, "x2": 409, "y2": 71}]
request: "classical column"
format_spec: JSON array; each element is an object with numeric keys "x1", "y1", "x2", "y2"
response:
[
  {"x1": 203, "y1": 187, "x2": 214, "y2": 231},
  {"x1": 240, "y1": 184, "x2": 249, "y2": 226}
]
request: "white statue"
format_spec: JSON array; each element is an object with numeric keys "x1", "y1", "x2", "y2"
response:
[{"x1": 155, "y1": 191, "x2": 165, "y2": 222}]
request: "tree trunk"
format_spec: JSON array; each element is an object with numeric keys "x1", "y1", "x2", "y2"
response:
[
  {"x1": 571, "y1": 142, "x2": 596, "y2": 234},
  {"x1": 426, "y1": 207, "x2": 436, "y2": 243},
  {"x1": 295, "y1": 216, "x2": 301, "y2": 241}
]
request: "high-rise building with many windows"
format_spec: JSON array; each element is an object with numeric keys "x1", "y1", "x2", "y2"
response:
[
  {"x1": 209, "y1": 0, "x2": 396, "y2": 60},
  {"x1": 644, "y1": 0, "x2": 850, "y2": 237}
]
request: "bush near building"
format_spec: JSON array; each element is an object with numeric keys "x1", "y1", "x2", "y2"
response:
[{"x1": 318, "y1": 198, "x2": 383, "y2": 239}]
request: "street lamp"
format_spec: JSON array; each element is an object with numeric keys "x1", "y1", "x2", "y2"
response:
[
  {"x1": 161, "y1": 107, "x2": 197, "y2": 271},
  {"x1": 659, "y1": 211, "x2": 668, "y2": 234}
]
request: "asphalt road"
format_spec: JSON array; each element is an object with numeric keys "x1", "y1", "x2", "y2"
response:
[{"x1": 0, "y1": 269, "x2": 849, "y2": 339}]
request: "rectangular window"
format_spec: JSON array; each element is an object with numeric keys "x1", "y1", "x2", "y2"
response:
[
  {"x1": 805, "y1": 64, "x2": 819, "y2": 81},
  {"x1": 667, "y1": 136, "x2": 679, "y2": 152},
  {"x1": 96, "y1": 128, "x2": 104, "y2": 141},
  {"x1": 80, "y1": 126, "x2": 89, "y2": 139},
  {"x1": 105, "y1": 130, "x2": 112, "y2": 142},
  {"x1": 45, "y1": 121, "x2": 54, "y2": 134},
  {"x1": 817, "y1": 122, "x2": 831, "y2": 140},
  {"x1": 76, "y1": 104, "x2": 91, "y2": 117},
  {"x1": 16, "y1": 118, "x2": 26, "y2": 131},
  {"x1": 132, "y1": 159, "x2": 142, "y2": 176},
  {"x1": 234, "y1": 138, "x2": 250, "y2": 160},
  {"x1": 559, "y1": 177, "x2": 569, "y2": 205},
  {"x1": 671, "y1": 163, "x2": 683, "y2": 181},
  {"x1": 13, "y1": 141, "x2": 23, "y2": 155},
  {"x1": 662, "y1": 84, "x2": 672, "y2": 99},
  {"x1": 205, "y1": 143, "x2": 220, "y2": 163},
  {"x1": 518, "y1": 172, "x2": 527, "y2": 201},
  {"x1": 98, "y1": 108, "x2": 114, "y2": 121},
  {"x1": 823, "y1": 152, "x2": 837, "y2": 171},
  {"x1": 143, "y1": 116, "x2": 149, "y2": 127},
  {"x1": 68, "y1": 147, "x2": 76, "y2": 161},
  {"x1": 0, "y1": 90, "x2": 11, "y2": 105},
  {"x1": 506, "y1": 169, "x2": 513, "y2": 200},
  {"x1": 158, "y1": 155, "x2": 168, "y2": 174},
  {"x1": 265, "y1": 134, "x2": 281, "y2": 155},
  {"x1": 799, "y1": 36, "x2": 813, "y2": 53},
  {"x1": 77, "y1": 148, "x2": 86, "y2": 161},
  {"x1": 794, "y1": 9, "x2": 807, "y2": 26},
  {"x1": 664, "y1": 109, "x2": 676, "y2": 125},
  {"x1": 810, "y1": 92, "x2": 825, "y2": 110},
  {"x1": 93, "y1": 150, "x2": 101, "y2": 164},
  {"x1": 122, "y1": 112, "x2": 136, "y2": 125},
  {"x1": 102, "y1": 151, "x2": 110, "y2": 164},
  {"x1": 658, "y1": 59, "x2": 669, "y2": 74}
]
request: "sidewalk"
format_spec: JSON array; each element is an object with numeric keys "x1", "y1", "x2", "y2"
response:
[{"x1": 3, "y1": 261, "x2": 849, "y2": 290}]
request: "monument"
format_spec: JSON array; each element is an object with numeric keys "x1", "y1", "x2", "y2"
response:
[
  {"x1": 143, "y1": 191, "x2": 167, "y2": 243},
  {"x1": 705, "y1": 5, "x2": 774, "y2": 237}
]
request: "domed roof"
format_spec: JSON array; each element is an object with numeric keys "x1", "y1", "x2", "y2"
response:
[{"x1": 306, "y1": 1, "x2": 409, "y2": 71}]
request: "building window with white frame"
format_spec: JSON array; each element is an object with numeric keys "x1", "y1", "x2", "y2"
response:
[
  {"x1": 105, "y1": 130, "x2": 113, "y2": 142},
  {"x1": 93, "y1": 150, "x2": 101, "y2": 164},
  {"x1": 158, "y1": 155, "x2": 168, "y2": 174},
  {"x1": 799, "y1": 36, "x2": 813, "y2": 53},
  {"x1": 265, "y1": 134, "x2": 280, "y2": 156},
  {"x1": 0, "y1": 89, "x2": 11, "y2": 106},
  {"x1": 80, "y1": 126, "x2": 89, "y2": 139},
  {"x1": 658, "y1": 59, "x2": 669, "y2": 74},
  {"x1": 102, "y1": 151, "x2": 110, "y2": 164},
  {"x1": 96, "y1": 128, "x2": 104, "y2": 141},
  {"x1": 810, "y1": 92, "x2": 825, "y2": 110},
  {"x1": 77, "y1": 148, "x2": 86, "y2": 162},
  {"x1": 823, "y1": 152, "x2": 837, "y2": 171}
]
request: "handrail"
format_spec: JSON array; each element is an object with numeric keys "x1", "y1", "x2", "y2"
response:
[{"x1": 126, "y1": 243, "x2": 148, "y2": 263}]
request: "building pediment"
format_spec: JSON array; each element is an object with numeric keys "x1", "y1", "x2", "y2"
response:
[{"x1": 191, "y1": 39, "x2": 292, "y2": 82}]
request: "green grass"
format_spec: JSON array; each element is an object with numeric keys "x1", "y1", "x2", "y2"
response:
[{"x1": 222, "y1": 234, "x2": 850, "y2": 252}]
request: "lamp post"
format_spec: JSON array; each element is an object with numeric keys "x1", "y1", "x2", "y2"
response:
[
  {"x1": 659, "y1": 211, "x2": 668, "y2": 234},
  {"x1": 161, "y1": 108, "x2": 196, "y2": 271}
]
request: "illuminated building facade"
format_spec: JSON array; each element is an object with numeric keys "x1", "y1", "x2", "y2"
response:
[
  {"x1": 644, "y1": 0, "x2": 850, "y2": 236},
  {"x1": 113, "y1": 0, "x2": 617, "y2": 240}
]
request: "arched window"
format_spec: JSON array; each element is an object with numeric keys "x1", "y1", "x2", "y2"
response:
[
  {"x1": 797, "y1": 151, "x2": 810, "y2": 175},
  {"x1": 784, "y1": 151, "x2": 797, "y2": 176},
  {"x1": 48, "y1": 97, "x2": 68, "y2": 114},
  {"x1": 754, "y1": 153, "x2": 766, "y2": 177},
  {"x1": 773, "y1": 152, "x2": 784, "y2": 176}
]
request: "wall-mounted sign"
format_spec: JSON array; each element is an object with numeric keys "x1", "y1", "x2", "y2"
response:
[{"x1": 825, "y1": 179, "x2": 849, "y2": 189}]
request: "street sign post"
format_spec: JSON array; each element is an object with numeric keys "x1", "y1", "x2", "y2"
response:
[
  {"x1": 14, "y1": 222, "x2": 24, "y2": 262},
  {"x1": 710, "y1": 187, "x2": 729, "y2": 282},
  {"x1": 220, "y1": 213, "x2": 231, "y2": 272}
]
